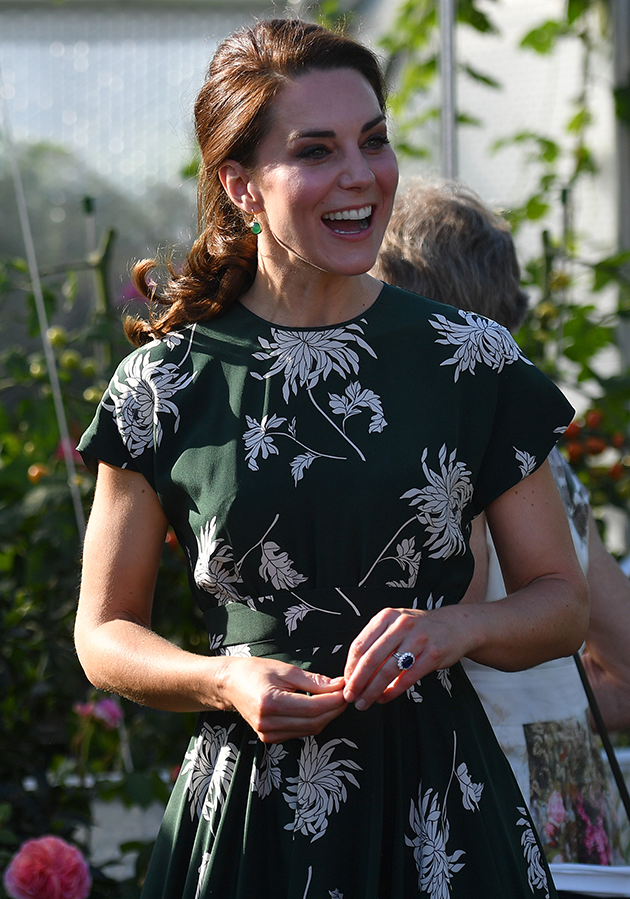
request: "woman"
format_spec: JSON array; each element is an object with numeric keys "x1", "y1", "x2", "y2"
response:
[
  {"x1": 373, "y1": 177, "x2": 630, "y2": 872},
  {"x1": 75, "y1": 19, "x2": 588, "y2": 899}
]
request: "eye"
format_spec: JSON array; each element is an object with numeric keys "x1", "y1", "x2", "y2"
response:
[
  {"x1": 297, "y1": 145, "x2": 331, "y2": 161},
  {"x1": 363, "y1": 133, "x2": 390, "y2": 151}
]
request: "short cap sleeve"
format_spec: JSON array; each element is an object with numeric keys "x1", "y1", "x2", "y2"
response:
[
  {"x1": 77, "y1": 347, "x2": 157, "y2": 488},
  {"x1": 470, "y1": 330, "x2": 574, "y2": 514}
]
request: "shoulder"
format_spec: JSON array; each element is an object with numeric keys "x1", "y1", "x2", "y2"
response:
[{"x1": 377, "y1": 282, "x2": 511, "y2": 335}]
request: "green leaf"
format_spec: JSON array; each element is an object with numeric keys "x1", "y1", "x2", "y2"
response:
[
  {"x1": 590, "y1": 252, "x2": 630, "y2": 291},
  {"x1": 567, "y1": 0, "x2": 591, "y2": 25},
  {"x1": 525, "y1": 195, "x2": 550, "y2": 220},
  {"x1": 26, "y1": 288, "x2": 57, "y2": 338},
  {"x1": 461, "y1": 63, "x2": 501, "y2": 89},
  {"x1": 520, "y1": 21, "x2": 567, "y2": 55},
  {"x1": 457, "y1": 0, "x2": 500, "y2": 35},
  {"x1": 566, "y1": 107, "x2": 592, "y2": 134},
  {"x1": 614, "y1": 84, "x2": 630, "y2": 126}
]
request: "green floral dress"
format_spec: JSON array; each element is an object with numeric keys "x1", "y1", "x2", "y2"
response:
[{"x1": 79, "y1": 284, "x2": 574, "y2": 899}]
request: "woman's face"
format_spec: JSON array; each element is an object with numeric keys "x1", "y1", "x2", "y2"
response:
[{"x1": 244, "y1": 67, "x2": 399, "y2": 279}]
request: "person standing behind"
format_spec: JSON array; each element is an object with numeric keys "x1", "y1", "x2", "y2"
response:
[{"x1": 373, "y1": 177, "x2": 630, "y2": 869}]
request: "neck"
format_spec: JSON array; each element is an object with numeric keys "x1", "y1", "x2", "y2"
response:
[{"x1": 240, "y1": 258, "x2": 383, "y2": 328}]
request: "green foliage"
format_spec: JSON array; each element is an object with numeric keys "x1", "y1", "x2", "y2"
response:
[
  {"x1": 0, "y1": 251, "x2": 195, "y2": 898},
  {"x1": 379, "y1": 0, "x2": 503, "y2": 160},
  {"x1": 379, "y1": 0, "x2": 630, "y2": 534}
]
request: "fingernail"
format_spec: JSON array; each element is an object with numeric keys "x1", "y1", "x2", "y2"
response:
[
  {"x1": 355, "y1": 699, "x2": 367, "y2": 711},
  {"x1": 344, "y1": 690, "x2": 355, "y2": 704}
]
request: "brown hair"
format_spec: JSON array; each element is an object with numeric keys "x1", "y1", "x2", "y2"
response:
[
  {"x1": 126, "y1": 18, "x2": 388, "y2": 346},
  {"x1": 373, "y1": 178, "x2": 528, "y2": 333}
]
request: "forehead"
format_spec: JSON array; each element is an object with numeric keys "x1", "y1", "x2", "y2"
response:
[{"x1": 268, "y1": 67, "x2": 383, "y2": 137}]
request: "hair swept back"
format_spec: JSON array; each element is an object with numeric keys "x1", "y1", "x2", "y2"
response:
[
  {"x1": 373, "y1": 178, "x2": 529, "y2": 333},
  {"x1": 125, "y1": 18, "x2": 388, "y2": 346}
]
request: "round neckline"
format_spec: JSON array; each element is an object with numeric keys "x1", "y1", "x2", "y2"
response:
[{"x1": 235, "y1": 281, "x2": 388, "y2": 332}]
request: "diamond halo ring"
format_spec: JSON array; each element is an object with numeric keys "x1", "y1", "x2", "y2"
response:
[{"x1": 392, "y1": 651, "x2": 416, "y2": 671}]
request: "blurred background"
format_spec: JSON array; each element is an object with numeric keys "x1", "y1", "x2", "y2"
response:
[{"x1": 2, "y1": 1, "x2": 630, "y2": 895}]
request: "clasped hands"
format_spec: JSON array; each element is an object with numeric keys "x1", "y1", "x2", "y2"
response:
[{"x1": 220, "y1": 605, "x2": 471, "y2": 743}]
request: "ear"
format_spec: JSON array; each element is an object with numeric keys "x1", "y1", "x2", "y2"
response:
[{"x1": 219, "y1": 160, "x2": 262, "y2": 216}]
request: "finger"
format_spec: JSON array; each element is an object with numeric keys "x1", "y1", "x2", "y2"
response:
[
  {"x1": 343, "y1": 609, "x2": 394, "y2": 682},
  {"x1": 348, "y1": 650, "x2": 419, "y2": 709},
  {"x1": 344, "y1": 624, "x2": 409, "y2": 703},
  {"x1": 254, "y1": 695, "x2": 348, "y2": 743},
  {"x1": 293, "y1": 670, "x2": 346, "y2": 694},
  {"x1": 270, "y1": 686, "x2": 348, "y2": 718}
]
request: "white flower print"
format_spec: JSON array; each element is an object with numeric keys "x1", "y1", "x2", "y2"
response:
[
  {"x1": 291, "y1": 452, "x2": 318, "y2": 484},
  {"x1": 405, "y1": 783, "x2": 465, "y2": 899},
  {"x1": 386, "y1": 537, "x2": 422, "y2": 589},
  {"x1": 517, "y1": 807, "x2": 550, "y2": 898},
  {"x1": 252, "y1": 324, "x2": 377, "y2": 402},
  {"x1": 219, "y1": 643, "x2": 251, "y2": 657},
  {"x1": 194, "y1": 517, "x2": 247, "y2": 605},
  {"x1": 162, "y1": 331, "x2": 185, "y2": 350},
  {"x1": 105, "y1": 329, "x2": 195, "y2": 456},
  {"x1": 259, "y1": 541, "x2": 308, "y2": 590},
  {"x1": 207, "y1": 634, "x2": 224, "y2": 651},
  {"x1": 181, "y1": 722, "x2": 238, "y2": 826},
  {"x1": 430, "y1": 310, "x2": 531, "y2": 382},
  {"x1": 328, "y1": 381, "x2": 387, "y2": 434},
  {"x1": 284, "y1": 736, "x2": 362, "y2": 842},
  {"x1": 456, "y1": 762, "x2": 484, "y2": 811},
  {"x1": 194, "y1": 852, "x2": 211, "y2": 899},
  {"x1": 437, "y1": 668, "x2": 452, "y2": 696},
  {"x1": 406, "y1": 682, "x2": 423, "y2": 703},
  {"x1": 247, "y1": 326, "x2": 385, "y2": 475},
  {"x1": 402, "y1": 445, "x2": 474, "y2": 559},
  {"x1": 251, "y1": 742, "x2": 289, "y2": 799},
  {"x1": 284, "y1": 599, "x2": 340, "y2": 635},
  {"x1": 243, "y1": 413, "x2": 286, "y2": 471},
  {"x1": 329, "y1": 892, "x2": 343, "y2": 899},
  {"x1": 514, "y1": 446, "x2": 537, "y2": 479}
]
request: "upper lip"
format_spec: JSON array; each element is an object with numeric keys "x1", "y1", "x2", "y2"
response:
[{"x1": 322, "y1": 205, "x2": 373, "y2": 221}]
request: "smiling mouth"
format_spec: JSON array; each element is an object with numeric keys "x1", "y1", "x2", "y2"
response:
[{"x1": 322, "y1": 205, "x2": 373, "y2": 234}]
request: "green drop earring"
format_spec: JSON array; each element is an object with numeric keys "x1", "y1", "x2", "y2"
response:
[{"x1": 250, "y1": 219, "x2": 262, "y2": 235}]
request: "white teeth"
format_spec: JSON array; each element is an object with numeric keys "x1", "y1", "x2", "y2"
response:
[{"x1": 322, "y1": 205, "x2": 372, "y2": 221}]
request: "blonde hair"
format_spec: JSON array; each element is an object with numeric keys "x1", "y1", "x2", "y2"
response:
[{"x1": 373, "y1": 178, "x2": 528, "y2": 332}]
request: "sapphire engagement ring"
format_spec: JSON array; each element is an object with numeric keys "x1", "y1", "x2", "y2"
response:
[{"x1": 392, "y1": 651, "x2": 416, "y2": 671}]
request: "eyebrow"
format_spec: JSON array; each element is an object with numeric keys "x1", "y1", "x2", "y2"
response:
[{"x1": 289, "y1": 113, "x2": 386, "y2": 141}]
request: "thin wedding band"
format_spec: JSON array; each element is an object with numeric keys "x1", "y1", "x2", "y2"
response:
[{"x1": 392, "y1": 651, "x2": 415, "y2": 671}]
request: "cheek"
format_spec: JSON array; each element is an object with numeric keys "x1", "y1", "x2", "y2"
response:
[{"x1": 379, "y1": 156, "x2": 399, "y2": 201}]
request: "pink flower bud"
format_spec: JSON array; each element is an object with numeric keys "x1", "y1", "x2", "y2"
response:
[
  {"x1": 3, "y1": 836, "x2": 92, "y2": 899},
  {"x1": 92, "y1": 697, "x2": 123, "y2": 730},
  {"x1": 72, "y1": 702, "x2": 95, "y2": 720}
]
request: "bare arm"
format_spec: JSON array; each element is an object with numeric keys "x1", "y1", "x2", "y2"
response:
[
  {"x1": 75, "y1": 462, "x2": 347, "y2": 742},
  {"x1": 342, "y1": 461, "x2": 589, "y2": 709},
  {"x1": 581, "y1": 509, "x2": 630, "y2": 730}
]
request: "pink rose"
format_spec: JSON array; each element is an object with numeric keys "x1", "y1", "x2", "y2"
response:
[
  {"x1": 3, "y1": 836, "x2": 92, "y2": 899},
  {"x1": 547, "y1": 790, "x2": 566, "y2": 828},
  {"x1": 92, "y1": 697, "x2": 123, "y2": 730}
]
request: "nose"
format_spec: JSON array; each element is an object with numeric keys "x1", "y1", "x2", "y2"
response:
[{"x1": 338, "y1": 148, "x2": 376, "y2": 191}]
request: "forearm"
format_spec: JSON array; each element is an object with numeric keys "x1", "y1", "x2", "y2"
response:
[
  {"x1": 75, "y1": 616, "x2": 233, "y2": 713},
  {"x1": 463, "y1": 574, "x2": 588, "y2": 671}
]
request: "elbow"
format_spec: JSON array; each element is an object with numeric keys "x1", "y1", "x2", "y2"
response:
[
  {"x1": 562, "y1": 575, "x2": 590, "y2": 656},
  {"x1": 74, "y1": 621, "x2": 111, "y2": 692}
]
